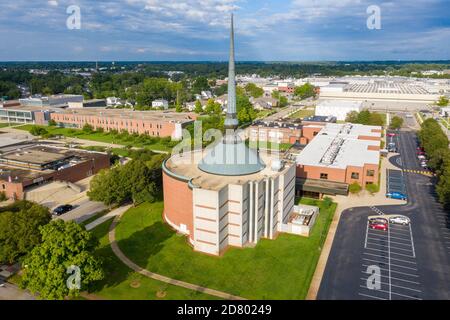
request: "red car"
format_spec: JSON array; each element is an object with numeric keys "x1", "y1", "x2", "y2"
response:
[
  {"x1": 369, "y1": 222, "x2": 388, "y2": 231},
  {"x1": 417, "y1": 151, "x2": 425, "y2": 155},
  {"x1": 387, "y1": 133, "x2": 396, "y2": 137}
]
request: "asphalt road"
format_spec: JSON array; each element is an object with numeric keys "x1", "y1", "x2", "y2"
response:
[
  {"x1": 318, "y1": 130, "x2": 450, "y2": 300},
  {"x1": 0, "y1": 282, "x2": 34, "y2": 300},
  {"x1": 55, "y1": 197, "x2": 106, "y2": 224}
]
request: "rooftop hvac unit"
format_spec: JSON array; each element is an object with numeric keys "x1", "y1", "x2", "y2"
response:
[{"x1": 320, "y1": 137, "x2": 344, "y2": 165}]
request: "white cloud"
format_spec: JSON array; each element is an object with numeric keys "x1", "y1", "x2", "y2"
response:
[{"x1": 47, "y1": 0, "x2": 58, "y2": 6}]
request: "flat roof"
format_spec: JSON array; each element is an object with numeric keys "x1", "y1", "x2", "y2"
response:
[
  {"x1": 0, "y1": 144, "x2": 106, "y2": 167},
  {"x1": 53, "y1": 108, "x2": 196, "y2": 123},
  {"x1": 317, "y1": 100, "x2": 363, "y2": 108},
  {"x1": 165, "y1": 150, "x2": 293, "y2": 191},
  {"x1": 296, "y1": 123, "x2": 381, "y2": 169}
]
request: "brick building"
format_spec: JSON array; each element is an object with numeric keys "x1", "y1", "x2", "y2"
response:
[
  {"x1": 50, "y1": 109, "x2": 197, "y2": 140},
  {"x1": 0, "y1": 144, "x2": 110, "y2": 200}
]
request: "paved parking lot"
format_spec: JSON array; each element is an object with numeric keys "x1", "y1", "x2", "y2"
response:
[
  {"x1": 359, "y1": 221, "x2": 422, "y2": 300},
  {"x1": 318, "y1": 131, "x2": 450, "y2": 300}
]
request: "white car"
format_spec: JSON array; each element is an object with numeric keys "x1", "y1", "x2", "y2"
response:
[{"x1": 389, "y1": 215, "x2": 411, "y2": 226}]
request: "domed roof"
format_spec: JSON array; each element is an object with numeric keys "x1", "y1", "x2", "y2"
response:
[{"x1": 198, "y1": 137, "x2": 266, "y2": 176}]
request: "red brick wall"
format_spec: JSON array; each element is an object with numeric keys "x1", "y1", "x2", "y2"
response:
[
  {"x1": 163, "y1": 171, "x2": 194, "y2": 240},
  {"x1": 0, "y1": 181, "x2": 24, "y2": 200},
  {"x1": 50, "y1": 113, "x2": 186, "y2": 138},
  {"x1": 2, "y1": 154, "x2": 110, "y2": 200}
]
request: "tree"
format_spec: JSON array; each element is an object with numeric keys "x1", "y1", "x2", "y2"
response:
[
  {"x1": 0, "y1": 192, "x2": 6, "y2": 202},
  {"x1": 294, "y1": 83, "x2": 316, "y2": 100},
  {"x1": 390, "y1": 116, "x2": 404, "y2": 130},
  {"x1": 205, "y1": 99, "x2": 222, "y2": 115},
  {"x1": 192, "y1": 76, "x2": 210, "y2": 94},
  {"x1": 365, "y1": 183, "x2": 379, "y2": 194},
  {"x1": 0, "y1": 201, "x2": 51, "y2": 264},
  {"x1": 21, "y1": 220, "x2": 104, "y2": 300},
  {"x1": 194, "y1": 100, "x2": 203, "y2": 114},
  {"x1": 244, "y1": 83, "x2": 264, "y2": 98},
  {"x1": 345, "y1": 111, "x2": 359, "y2": 123},
  {"x1": 279, "y1": 96, "x2": 288, "y2": 108},
  {"x1": 437, "y1": 96, "x2": 449, "y2": 107},
  {"x1": 88, "y1": 158, "x2": 161, "y2": 206},
  {"x1": 437, "y1": 162, "x2": 450, "y2": 208},
  {"x1": 175, "y1": 102, "x2": 183, "y2": 113},
  {"x1": 236, "y1": 94, "x2": 257, "y2": 124},
  {"x1": 48, "y1": 119, "x2": 57, "y2": 126}
]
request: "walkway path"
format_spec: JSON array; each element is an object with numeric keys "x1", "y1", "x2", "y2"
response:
[
  {"x1": 306, "y1": 154, "x2": 407, "y2": 300},
  {"x1": 85, "y1": 205, "x2": 132, "y2": 231},
  {"x1": 108, "y1": 210, "x2": 245, "y2": 300}
]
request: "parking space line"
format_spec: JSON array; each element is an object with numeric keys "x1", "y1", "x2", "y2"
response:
[
  {"x1": 358, "y1": 286, "x2": 422, "y2": 300},
  {"x1": 362, "y1": 258, "x2": 417, "y2": 271},
  {"x1": 366, "y1": 232, "x2": 412, "y2": 241},
  {"x1": 365, "y1": 247, "x2": 414, "y2": 258},
  {"x1": 359, "y1": 271, "x2": 421, "y2": 285},
  {"x1": 387, "y1": 225, "x2": 392, "y2": 300},
  {"x1": 366, "y1": 241, "x2": 414, "y2": 253},
  {"x1": 363, "y1": 252, "x2": 416, "y2": 264},
  {"x1": 362, "y1": 264, "x2": 419, "y2": 277},
  {"x1": 408, "y1": 224, "x2": 416, "y2": 258},
  {"x1": 366, "y1": 236, "x2": 413, "y2": 247},
  {"x1": 358, "y1": 293, "x2": 387, "y2": 300},
  {"x1": 360, "y1": 278, "x2": 422, "y2": 293},
  {"x1": 364, "y1": 221, "x2": 369, "y2": 249}
]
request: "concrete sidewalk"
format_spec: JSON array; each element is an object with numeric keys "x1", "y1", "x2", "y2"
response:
[
  {"x1": 306, "y1": 155, "x2": 406, "y2": 300},
  {"x1": 85, "y1": 204, "x2": 132, "y2": 231}
]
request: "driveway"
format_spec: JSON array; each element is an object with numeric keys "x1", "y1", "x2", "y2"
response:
[{"x1": 0, "y1": 282, "x2": 35, "y2": 300}]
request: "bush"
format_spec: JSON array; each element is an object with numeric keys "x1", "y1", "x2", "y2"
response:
[
  {"x1": 82, "y1": 123, "x2": 94, "y2": 133},
  {"x1": 0, "y1": 192, "x2": 7, "y2": 202},
  {"x1": 322, "y1": 196, "x2": 333, "y2": 209},
  {"x1": 365, "y1": 183, "x2": 379, "y2": 194},
  {"x1": 29, "y1": 125, "x2": 48, "y2": 136},
  {"x1": 48, "y1": 119, "x2": 57, "y2": 126},
  {"x1": 349, "y1": 182, "x2": 362, "y2": 194}
]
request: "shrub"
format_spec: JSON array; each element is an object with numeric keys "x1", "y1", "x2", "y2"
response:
[
  {"x1": 29, "y1": 126, "x2": 48, "y2": 136},
  {"x1": 365, "y1": 183, "x2": 379, "y2": 194},
  {"x1": 322, "y1": 196, "x2": 333, "y2": 209},
  {"x1": 0, "y1": 192, "x2": 7, "y2": 202},
  {"x1": 82, "y1": 123, "x2": 94, "y2": 133},
  {"x1": 349, "y1": 182, "x2": 362, "y2": 194}
]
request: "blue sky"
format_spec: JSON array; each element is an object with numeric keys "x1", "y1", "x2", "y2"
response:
[{"x1": 0, "y1": 0, "x2": 449, "y2": 61}]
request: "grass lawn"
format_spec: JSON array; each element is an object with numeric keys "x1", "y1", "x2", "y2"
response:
[
  {"x1": 15, "y1": 125, "x2": 172, "y2": 152},
  {"x1": 289, "y1": 108, "x2": 315, "y2": 119},
  {"x1": 247, "y1": 140, "x2": 293, "y2": 151},
  {"x1": 0, "y1": 122, "x2": 19, "y2": 128},
  {"x1": 88, "y1": 217, "x2": 216, "y2": 300},
  {"x1": 114, "y1": 198, "x2": 337, "y2": 300}
]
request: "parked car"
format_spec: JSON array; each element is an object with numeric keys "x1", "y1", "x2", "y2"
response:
[
  {"x1": 369, "y1": 221, "x2": 388, "y2": 231},
  {"x1": 389, "y1": 215, "x2": 411, "y2": 226},
  {"x1": 418, "y1": 155, "x2": 426, "y2": 160},
  {"x1": 53, "y1": 204, "x2": 74, "y2": 216},
  {"x1": 417, "y1": 151, "x2": 426, "y2": 155},
  {"x1": 386, "y1": 192, "x2": 407, "y2": 200},
  {"x1": 387, "y1": 133, "x2": 396, "y2": 137}
]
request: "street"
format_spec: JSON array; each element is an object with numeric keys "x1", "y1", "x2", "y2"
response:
[{"x1": 318, "y1": 130, "x2": 450, "y2": 300}]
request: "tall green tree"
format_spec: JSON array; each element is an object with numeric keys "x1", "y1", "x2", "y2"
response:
[
  {"x1": 294, "y1": 83, "x2": 316, "y2": 99},
  {"x1": 21, "y1": 220, "x2": 104, "y2": 300},
  {"x1": 244, "y1": 83, "x2": 264, "y2": 98},
  {"x1": 194, "y1": 100, "x2": 203, "y2": 114},
  {"x1": 0, "y1": 201, "x2": 51, "y2": 264},
  {"x1": 390, "y1": 116, "x2": 404, "y2": 129}
]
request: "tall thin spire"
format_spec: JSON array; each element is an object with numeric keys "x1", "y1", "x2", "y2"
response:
[{"x1": 224, "y1": 13, "x2": 238, "y2": 130}]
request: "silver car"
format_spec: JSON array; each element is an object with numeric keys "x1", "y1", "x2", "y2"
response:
[{"x1": 389, "y1": 215, "x2": 411, "y2": 226}]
